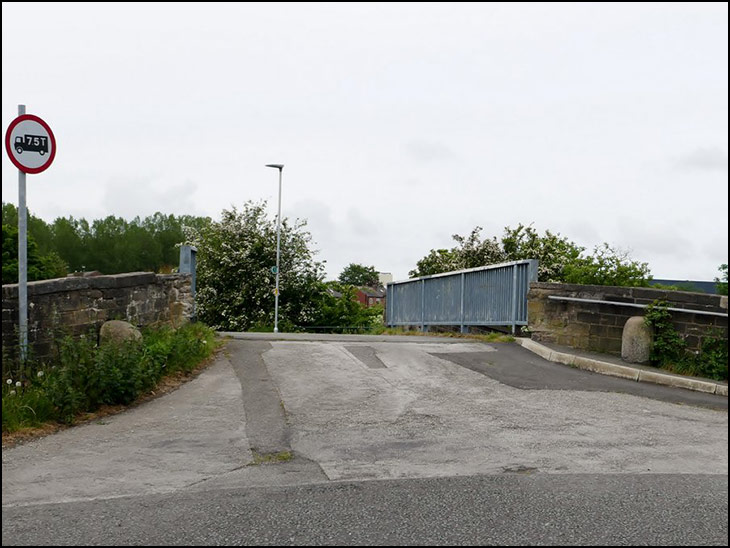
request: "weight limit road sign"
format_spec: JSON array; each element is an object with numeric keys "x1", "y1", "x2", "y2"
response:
[{"x1": 5, "y1": 114, "x2": 56, "y2": 174}]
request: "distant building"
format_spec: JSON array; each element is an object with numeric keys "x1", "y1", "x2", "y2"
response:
[
  {"x1": 356, "y1": 286, "x2": 386, "y2": 308},
  {"x1": 378, "y1": 272, "x2": 393, "y2": 286}
]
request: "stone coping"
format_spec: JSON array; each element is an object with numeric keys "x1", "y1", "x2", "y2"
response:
[{"x1": 2, "y1": 272, "x2": 190, "y2": 298}]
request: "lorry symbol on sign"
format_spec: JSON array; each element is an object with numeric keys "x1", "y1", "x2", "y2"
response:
[{"x1": 15, "y1": 135, "x2": 49, "y2": 155}]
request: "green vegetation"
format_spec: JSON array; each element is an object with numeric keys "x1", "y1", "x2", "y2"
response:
[
  {"x1": 2, "y1": 202, "x2": 211, "y2": 279},
  {"x1": 2, "y1": 323, "x2": 217, "y2": 433},
  {"x1": 307, "y1": 284, "x2": 384, "y2": 333},
  {"x1": 562, "y1": 243, "x2": 651, "y2": 287},
  {"x1": 650, "y1": 282, "x2": 703, "y2": 292},
  {"x1": 184, "y1": 202, "x2": 325, "y2": 331},
  {"x1": 644, "y1": 300, "x2": 727, "y2": 381},
  {"x1": 2, "y1": 224, "x2": 67, "y2": 284},
  {"x1": 370, "y1": 326, "x2": 514, "y2": 343},
  {"x1": 338, "y1": 263, "x2": 380, "y2": 288},
  {"x1": 410, "y1": 223, "x2": 650, "y2": 287},
  {"x1": 250, "y1": 450, "x2": 294, "y2": 465},
  {"x1": 716, "y1": 264, "x2": 728, "y2": 296},
  {"x1": 183, "y1": 202, "x2": 386, "y2": 334}
]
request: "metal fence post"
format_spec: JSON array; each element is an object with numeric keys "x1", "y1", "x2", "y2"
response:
[
  {"x1": 511, "y1": 263, "x2": 518, "y2": 334},
  {"x1": 421, "y1": 278, "x2": 426, "y2": 332},
  {"x1": 386, "y1": 284, "x2": 391, "y2": 327},
  {"x1": 460, "y1": 272, "x2": 467, "y2": 334}
]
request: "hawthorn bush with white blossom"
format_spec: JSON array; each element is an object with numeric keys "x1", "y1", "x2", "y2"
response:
[
  {"x1": 185, "y1": 202, "x2": 326, "y2": 331},
  {"x1": 410, "y1": 223, "x2": 651, "y2": 286}
]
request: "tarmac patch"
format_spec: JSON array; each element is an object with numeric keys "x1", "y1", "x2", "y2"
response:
[{"x1": 345, "y1": 346, "x2": 387, "y2": 369}]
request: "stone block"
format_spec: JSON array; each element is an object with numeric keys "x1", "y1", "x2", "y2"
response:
[
  {"x1": 69, "y1": 309, "x2": 95, "y2": 325},
  {"x1": 590, "y1": 324, "x2": 624, "y2": 339},
  {"x1": 99, "y1": 320, "x2": 142, "y2": 345},
  {"x1": 564, "y1": 322, "x2": 590, "y2": 337},
  {"x1": 89, "y1": 272, "x2": 156, "y2": 289},
  {"x1": 577, "y1": 312, "x2": 598, "y2": 323},
  {"x1": 621, "y1": 316, "x2": 653, "y2": 364},
  {"x1": 589, "y1": 336, "x2": 621, "y2": 354},
  {"x1": 28, "y1": 277, "x2": 90, "y2": 296}
]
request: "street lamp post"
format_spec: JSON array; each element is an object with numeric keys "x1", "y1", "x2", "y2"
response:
[{"x1": 266, "y1": 164, "x2": 284, "y2": 333}]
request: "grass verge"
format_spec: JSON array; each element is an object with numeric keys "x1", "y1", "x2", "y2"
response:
[
  {"x1": 250, "y1": 450, "x2": 294, "y2": 465},
  {"x1": 372, "y1": 327, "x2": 515, "y2": 343},
  {"x1": 2, "y1": 323, "x2": 222, "y2": 447}
]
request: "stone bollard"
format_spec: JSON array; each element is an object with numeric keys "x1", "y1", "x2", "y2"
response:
[
  {"x1": 621, "y1": 316, "x2": 653, "y2": 364},
  {"x1": 99, "y1": 320, "x2": 142, "y2": 346}
]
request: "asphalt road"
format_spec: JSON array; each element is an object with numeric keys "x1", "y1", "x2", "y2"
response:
[
  {"x1": 3, "y1": 336, "x2": 728, "y2": 545},
  {"x1": 3, "y1": 474, "x2": 727, "y2": 546}
]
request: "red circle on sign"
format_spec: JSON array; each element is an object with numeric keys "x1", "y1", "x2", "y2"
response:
[{"x1": 4, "y1": 114, "x2": 57, "y2": 174}]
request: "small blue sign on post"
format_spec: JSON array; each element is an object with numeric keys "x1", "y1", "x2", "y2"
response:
[
  {"x1": 179, "y1": 245, "x2": 197, "y2": 320},
  {"x1": 271, "y1": 266, "x2": 278, "y2": 274}
]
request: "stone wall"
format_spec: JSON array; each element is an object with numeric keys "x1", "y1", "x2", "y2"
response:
[
  {"x1": 527, "y1": 282, "x2": 728, "y2": 355},
  {"x1": 2, "y1": 272, "x2": 193, "y2": 360}
]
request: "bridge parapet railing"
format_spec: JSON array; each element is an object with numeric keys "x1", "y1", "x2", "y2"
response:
[{"x1": 386, "y1": 259, "x2": 538, "y2": 334}]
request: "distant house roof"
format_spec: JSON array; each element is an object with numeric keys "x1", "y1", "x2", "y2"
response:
[
  {"x1": 358, "y1": 286, "x2": 386, "y2": 298},
  {"x1": 326, "y1": 288, "x2": 343, "y2": 298}
]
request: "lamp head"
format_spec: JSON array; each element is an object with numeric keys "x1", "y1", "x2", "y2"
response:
[{"x1": 265, "y1": 164, "x2": 284, "y2": 170}]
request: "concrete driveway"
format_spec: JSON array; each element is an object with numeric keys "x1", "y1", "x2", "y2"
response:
[{"x1": 3, "y1": 335, "x2": 727, "y2": 509}]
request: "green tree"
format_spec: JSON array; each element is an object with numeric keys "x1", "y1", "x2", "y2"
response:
[
  {"x1": 410, "y1": 223, "x2": 652, "y2": 286},
  {"x1": 308, "y1": 283, "x2": 375, "y2": 330},
  {"x1": 50, "y1": 217, "x2": 88, "y2": 272},
  {"x1": 409, "y1": 227, "x2": 504, "y2": 278},
  {"x1": 409, "y1": 249, "x2": 459, "y2": 278},
  {"x1": 2, "y1": 202, "x2": 211, "y2": 276},
  {"x1": 338, "y1": 263, "x2": 380, "y2": 287},
  {"x1": 2, "y1": 224, "x2": 67, "y2": 284},
  {"x1": 453, "y1": 227, "x2": 506, "y2": 269},
  {"x1": 2, "y1": 202, "x2": 54, "y2": 255},
  {"x1": 185, "y1": 202, "x2": 325, "y2": 331},
  {"x1": 562, "y1": 243, "x2": 651, "y2": 287},
  {"x1": 501, "y1": 224, "x2": 584, "y2": 282},
  {"x1": 142, "y1": 213, "x2": 211, "y2": 271},
  {"x1": 716, "y1": 264, "x2": 728, "y2": 295}
]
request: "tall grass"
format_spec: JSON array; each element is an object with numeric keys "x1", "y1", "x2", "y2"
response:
[{"x1": 2, "y1": 322, "x2": 217, "y2": 433}]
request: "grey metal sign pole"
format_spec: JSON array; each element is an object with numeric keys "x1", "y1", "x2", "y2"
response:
[
  {"x1": 17, "y1": 104, "x2": 28, "y2": 361},
  {"x1": 5, "y1": 106, "x2": 55, "y2": 362}
]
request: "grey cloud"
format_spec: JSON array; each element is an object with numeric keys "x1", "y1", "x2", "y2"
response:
[
  {"x1": 346, "y1": 208, "x2": 380, "y2": 238},
  {"x1": 403, "y1": 140, "x2": 457, "y2": 163},
  {"x1": 616, "y1": 217, "x2": 694, "y2": 259},
  {"x1": 102, "y1": 178, "x2": 200, "y2": 219},
  {"x1": 677, "y1": 147, "x2": 728, "y2": 172}
]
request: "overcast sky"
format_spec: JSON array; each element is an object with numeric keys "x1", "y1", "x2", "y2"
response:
[{"x1": 2, "y1": 2, "x2": 728, "y2": 281}]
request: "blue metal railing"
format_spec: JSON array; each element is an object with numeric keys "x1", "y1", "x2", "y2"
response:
[{"x1": 386, "y1": 260, "x2": 538, "y2": 333}]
